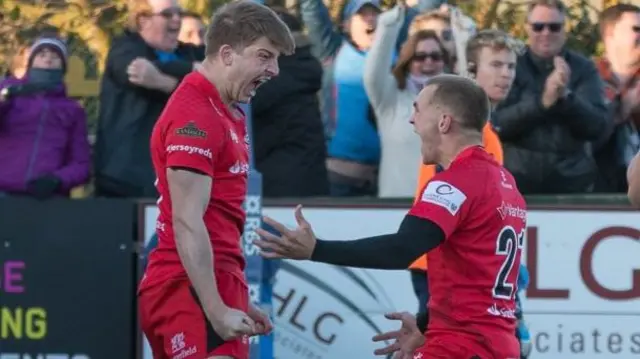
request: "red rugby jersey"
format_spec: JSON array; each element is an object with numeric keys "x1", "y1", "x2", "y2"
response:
[
  {"x1": 140, "y1": 72, "x2": 249, "y2": 291},
  {"x1": 410, "y1": 146, "x2": 526, "y2": 358}
]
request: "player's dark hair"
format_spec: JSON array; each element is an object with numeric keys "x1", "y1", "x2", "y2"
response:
[
  {"x1": 599, "y1": 3, "x2": 640, "y2": 37},
  {"x1": 205, "y1": 0, "x2": 295, "y2": 57},
  {"x1": 426, "y1": 74, "x2": 489, "y2": 133}
]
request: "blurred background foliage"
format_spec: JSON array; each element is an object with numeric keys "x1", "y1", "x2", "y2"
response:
[{"x1": 0, "y1": 0, "x2": 617, "y2": 129}]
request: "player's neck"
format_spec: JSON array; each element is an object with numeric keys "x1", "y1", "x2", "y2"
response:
[
  {"x1": 438, "y1": 136, "x2": 483, "y2": 169},
  {"x1": 199, "y1": 60, "x2": 234, "y2": 106}
]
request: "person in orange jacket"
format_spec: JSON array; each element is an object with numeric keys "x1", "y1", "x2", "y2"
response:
[{"x1": 410, "y1": 29, "x2": 521, "y2": 316}]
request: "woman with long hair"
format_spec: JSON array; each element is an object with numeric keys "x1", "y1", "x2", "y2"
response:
[{"x1": 364, "y1": 1, "x2": 449, "y2": 198}]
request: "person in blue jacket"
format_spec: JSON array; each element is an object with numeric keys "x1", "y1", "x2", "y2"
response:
[{"x1": 299, "y1": 0, "x2": 383, "y2": 196}]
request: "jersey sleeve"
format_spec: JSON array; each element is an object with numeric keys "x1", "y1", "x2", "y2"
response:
[
  {"x1": 408, "y1": 174, "x2": 471, "y2": 239},
  {"x1": 163, "y1": 115, "x2": 223, "y2": 178}
]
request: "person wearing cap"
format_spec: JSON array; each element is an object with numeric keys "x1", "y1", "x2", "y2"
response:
[
  {"x1": 94, "y1": 0, "x2": 204, "y2": 198},
  {"x1": 251, "y1": 7, "x2": 329, "y2": 198},
  {"x1": 0, "y1": 36, "x2": 90, "y2": 199},
  {"x1": 299, "y1": 0, "x2": 383, "y2": 196}
]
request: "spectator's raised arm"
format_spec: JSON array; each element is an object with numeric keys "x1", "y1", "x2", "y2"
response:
[
  {"x1": 364, "y1": 5, "x2": 404, "y2": 111},
  {"x1": 107, "y1": 36, "x2": 197, "y2": 93},
  {"x1": 52, "y1": 104, "x2": 91, "y2": 191},
  {"x1": 299, "y1": 0, "x2": 344, "y2": 61},
  {"x1": 556, "y1": 61, "x2": 610, "y2": 140}
]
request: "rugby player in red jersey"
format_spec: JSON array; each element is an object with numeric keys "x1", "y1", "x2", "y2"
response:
[
  {"x1": 138, "y1": 2, "x2": 294, "y2": 359},
  {"x1": 255, "y1": 74, "x2": 527, "y2": 359}
]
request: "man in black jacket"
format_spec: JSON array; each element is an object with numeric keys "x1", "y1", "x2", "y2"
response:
[
  {"x1": 251, "y1": 8, "x2": 329, "y2": 197},
  {"x1": 94, "y1": 0, "x2": 204, "y2": 197},
  {"x1": 492, "y1": 0, "x2": 609, "y2": 194}
]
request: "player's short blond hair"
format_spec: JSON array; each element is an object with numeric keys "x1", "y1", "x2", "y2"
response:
[
  {"x1": 409, "y1": 11, "x2": 451, "y2": 36},
  {"x1": 466, "y1": 29, "x2": 524, "y2": 72},
  {"x1": 205, "y1": 1, "x2": 295, "y2": 57}
]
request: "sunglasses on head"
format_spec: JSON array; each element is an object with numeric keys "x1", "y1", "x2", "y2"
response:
[
  {"x1": 530, "y1": 22, "x2": 563, "y2": 33},
  {"x1": 155, "y1": 7, "x2": 184, "y2": 19},
  {"x1": 413, "y1": 52, "x2": 443, "y2": 62}
]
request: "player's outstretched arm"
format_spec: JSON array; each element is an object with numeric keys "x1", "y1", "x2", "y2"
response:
[
  {"x1": 255, "y1": 206, "x2": 445, "y2": 269},
  {"x1": 168, "y1": 168, "x2": 255, "y2": 338},
  {"x1": 627, "y1": 152, "x2": 640, "y2": 208}
]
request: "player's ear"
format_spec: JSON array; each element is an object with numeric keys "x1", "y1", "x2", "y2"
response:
[
  {"x1": 219, "y1": 44, "x2": 234, "y2": 67},
  {"x1": 439, "y1": 113, "x2": 453, "y2": 133}
]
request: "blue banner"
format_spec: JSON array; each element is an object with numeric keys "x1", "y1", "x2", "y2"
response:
[{"x1": 239, "y1": 103, "x2": 273, "y2": 359}]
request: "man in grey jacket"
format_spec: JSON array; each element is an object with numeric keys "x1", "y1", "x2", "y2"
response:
[{"x1": 492, "y1": 0, "x2": 609, "y2": 194}]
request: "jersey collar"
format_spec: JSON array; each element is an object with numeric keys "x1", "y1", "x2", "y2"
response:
[
  {"x1": 185, "y1": 71, "x2": 242, "y2": 121},
  {"x1": 450, "y1": 145, "x2": 488, "y2": 166}
]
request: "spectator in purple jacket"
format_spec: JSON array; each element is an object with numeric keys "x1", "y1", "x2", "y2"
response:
[{"x1": 0, "y1": 36, "x2": 90, "y2": 199}]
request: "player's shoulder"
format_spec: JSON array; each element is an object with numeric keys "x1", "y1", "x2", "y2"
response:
[
  {"x1": 431, "y1": 161, "x2": 488, "y2": 197},
  {"x1": 160, "y1": 86, "x2": 222, "y2": 130},
  {"x1": 166, "y1": 81, "x2": 212, "y2": 113},
  {"x1": 418, "y1": 178, "x2": 469, "y2": 216}
]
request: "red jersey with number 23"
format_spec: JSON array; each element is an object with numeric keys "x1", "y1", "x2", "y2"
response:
[
  {"x1": 409, "y1": 146, "x2": 526, "y2": 359},
  {"x1": 140, "y1": 72, "x2": 249, "y2": 292}
]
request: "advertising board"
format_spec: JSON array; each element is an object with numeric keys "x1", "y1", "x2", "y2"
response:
[
  {"x1": 141, "y1": 204, "x2": 640, "y2": 359},
  {"x1": 0, "y1": 198, "x2": 136, "y2": 359}
]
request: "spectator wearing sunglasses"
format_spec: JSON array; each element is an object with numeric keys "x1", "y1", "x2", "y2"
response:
[
  {"x1": 492, "y1": 0, "x2": 608, "y2": 195},
  {"x1": 593, "y1": 4, "x2": 640, "y2": 193},
  {"x1": 408, "y1": 11, "x2": 454, "y2": 67},
  {"x1": 364, "y1": 1, "x2": 448, "y2": 197},
  {"x1": 94, "y1": 0, "x2": 204, "y2": 198},
  {"x1": 407, "y1": 7, "x2": 475, "y2": 74}
]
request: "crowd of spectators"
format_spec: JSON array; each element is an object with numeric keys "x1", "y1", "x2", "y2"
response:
[{"x1": 1, "y1": 0, "x2": 639, "y2": 200}]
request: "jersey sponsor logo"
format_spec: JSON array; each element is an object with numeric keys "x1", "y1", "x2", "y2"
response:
[
  {"x1": 496, "y1": 201, "x2": 526, "y2": 221},
  {"x1": 175, "y1": 122, "x2": 207, "y2": 139},
  {"x1": 487, "y1": 303, "x2": 517, "y2": 319},
  {"x1": 172, "y1": 346, "x2": 197, "y2": 359},
  {"x1": 170, "y1": 332, "x2": 197, "y2": 359},
  {"x1": 501, "y1": 170, "x2": 513, "y2": 190},
  {"x1": 420, "y1": 180, "x2": 467, "y2": 215},
  {"x1": 166, "y1": 144, "x2": 213, "y2": 159},
  {"x1": 170, "y1": 332, "x2": 186, "y2": 353},
  {"x1": 229, "y1": 161, "x2": 250, "y2": 175}
]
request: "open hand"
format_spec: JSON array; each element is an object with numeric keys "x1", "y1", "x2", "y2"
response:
[
  {"x1": 372, "y1": 312, "x2": 425, "y2": 359},
  {"x1": 553, "y1": 56, "x2": 571, "y2": 87},
  {"x1": 255, "y1": 205, "x2": 317, "y2": 260}
]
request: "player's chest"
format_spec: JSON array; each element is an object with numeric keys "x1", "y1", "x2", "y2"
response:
[{"x1": 214, "y1": 120, "x2": 250, "y2": 179}]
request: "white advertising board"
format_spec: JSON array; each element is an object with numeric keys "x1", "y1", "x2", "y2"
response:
[{"x1": 142, "y1": 205, "x2": 640, "y2": 359}]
